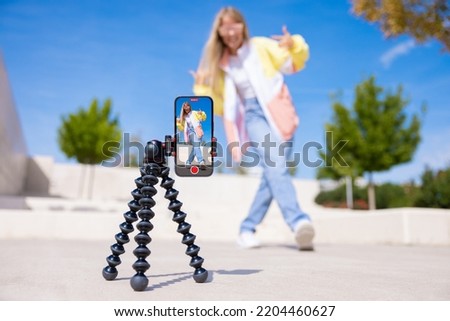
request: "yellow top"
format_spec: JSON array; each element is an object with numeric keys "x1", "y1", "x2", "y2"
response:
[
  {"x1": 193, "y1": 35, "x2": 309, "y2": 116},
  {"x1": 176, "y1": 110, "x2": 207, "y2": 131}
]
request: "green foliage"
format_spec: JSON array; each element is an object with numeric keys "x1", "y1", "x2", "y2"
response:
[
  {"x1": 374, "y1": 183, "x2": 414, "y2": 208},
  {"x1": 315, "y1": 183, "x2": 368, "y2": 209},
  {"x1": 352, "y1": 77, "x2": 421, "y2": 173},
  {"x1": 319, "y1": 76, "x2": 421, "y2": 180},
  {"x1": 317, "y1": 99, "x2": 364, "y2": 180},
  {"x1": 315, "y1": 181, "x2": 416, "y2": 209},
  {"x1": 316, "y1": 164, "x2": 450, "y2": 210},
  {"x1": 317, "y1": 75, "x2": 422, "y2": 209},
  {"x1": 414, "y1": 166, "x2": 450, "y2": 208},
  {"x1": 58, "y1": 98, "x2": 122, "y2": 164}
]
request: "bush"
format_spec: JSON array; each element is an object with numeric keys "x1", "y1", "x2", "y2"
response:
[
  {"x1": 314, "y1": 184, "x2": 346, "y2": 208},
  {"x1": 315, "y1": 182, "x2": 415, "y2": 209},
  {"x1": 414, "y1": 166, "x2": 450, "y2": 208},
  {"x1": 375, "y1": 183, "x2": 413, "y2": 209},
  {"x1": 315, "y1": 165, "x2": 450, "y2": 209},
  {"x1": 315, "y1": 183, "x2": 368, "y2": 209}
]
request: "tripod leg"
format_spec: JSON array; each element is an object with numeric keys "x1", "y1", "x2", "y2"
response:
[
  {"x1": 159, "y1": 166, "x2": 209, "y2": 283},
  {"x1": 130, "y1": 164, "x2": 158, "y2": 291},
  {"x1": 102, "y1": 182, "x2": 142, "y2": 280}
]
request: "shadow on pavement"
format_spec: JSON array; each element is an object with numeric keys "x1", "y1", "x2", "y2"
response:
[{"x1": 108, "y1": 269, "x2": 262, "y2": 292}]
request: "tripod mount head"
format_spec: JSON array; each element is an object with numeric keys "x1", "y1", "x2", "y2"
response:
[
  {"x1": 144, "y1": 135, "x2": 175, "y2": 165},
  {"x1": 144, "y1": 135, "x2": 216, "y2": 168}
]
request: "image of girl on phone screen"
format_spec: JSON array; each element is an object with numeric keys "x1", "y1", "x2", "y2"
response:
[{"x1": 177, "y1": 101, "x2": 206, "y2": 169}]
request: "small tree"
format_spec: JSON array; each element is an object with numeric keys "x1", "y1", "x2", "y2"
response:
[
  {"x1": 414, "y1": 165, "x2": 450, "y2": 208},
  {"x1": 58, "y1": 98, "x2": 122, "y2": 198},
  {"x1": 318, "y1": 76, "x2": 422, "y2": 210},
  {"x1": 351, "y1": 0, "x2": 450, "y2": 52}
]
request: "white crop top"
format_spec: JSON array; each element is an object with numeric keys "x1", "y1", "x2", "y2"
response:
[{"x1": 227, "y1": 55, "x2": 256, "y2": 100}]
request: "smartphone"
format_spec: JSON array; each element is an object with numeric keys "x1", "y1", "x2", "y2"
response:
[{"x1": 174, "y1": 96, "x2": 214, "y2": 177}]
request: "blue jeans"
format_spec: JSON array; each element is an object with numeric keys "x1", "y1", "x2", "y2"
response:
[
  {"x1": 240, "y1": 98, "x2": 311, "y2": 233},
  {"x1": 187, "y1": 127, "x2": 204, "y2": 164}
]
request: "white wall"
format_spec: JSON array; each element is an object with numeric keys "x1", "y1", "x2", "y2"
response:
[
  {"x1": 0, "y1": 54, "x2": 28, "y2": 195},
  {"x1": 1, "y1": 159, "x2": 449, "y2": 245}
]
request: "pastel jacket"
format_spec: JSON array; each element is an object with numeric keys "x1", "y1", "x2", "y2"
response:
[
  {"x1": 193, "y1": 35, "x2": 309, "y2": 161},
  {"x1": 176, "y1": 110, "x2": 206, "y2": 143}
]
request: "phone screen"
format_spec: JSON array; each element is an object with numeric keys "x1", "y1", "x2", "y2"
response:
[{"x1": 174, "y1": 96, "x2": 213, "y2": 177}]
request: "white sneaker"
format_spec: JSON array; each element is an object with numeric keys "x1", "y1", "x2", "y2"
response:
[
  {"x1": 294, "y1": 220, "x2": 315, "y2": 251},
  {"x1": 237, "y1": 231, "x2": 261, "y2": 249},
  {"x1": 199, "y1": 160, "x2": 206, "y2": 170}
]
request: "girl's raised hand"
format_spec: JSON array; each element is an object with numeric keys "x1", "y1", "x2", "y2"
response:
[
  {"x1": 189, "y1": 70, "x2": 209, "y2": 86},
  {"x1": 271, "y1": 25, "x2": 294, "y2": 50}
]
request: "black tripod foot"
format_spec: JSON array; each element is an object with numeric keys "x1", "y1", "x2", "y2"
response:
[
  {"x1": 102, "y1": 266, "x2": 118, "y2": 281},
  {"x1": 130, "y1": 273, "x2": 149, "y2": 291},
  {"x1": 193, "y1": 267, "x2": 208, "y2": 283}
]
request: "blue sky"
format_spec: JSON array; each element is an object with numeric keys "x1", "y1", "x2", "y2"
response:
[{"x1": 1, "y1": 0, "x2": 449, "y2": 183}]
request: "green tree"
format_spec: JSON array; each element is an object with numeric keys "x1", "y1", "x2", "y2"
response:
[
  {"x1": 414, "y1": 165, "x2": 450, "y2": 208},
  {"x1": 317, "y1": 93, "x2": 365, "y2": 180},
  {"x1": 58, "y1": 98, "x2": 122, "y2": 198},
  {"x1": 351, "y1": 0, "x2": 450, "y2": 52},
  {"x1": 318, "y1": 76, "x2": 421, "y2": 210}
]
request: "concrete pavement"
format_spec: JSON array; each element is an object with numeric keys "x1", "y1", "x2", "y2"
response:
[
  {"x1": 1, "y1": 169, "x2": 450, "y2": 301},
  {"x1": 1, "y1": 239, "x2": 449, "y2": 301}
]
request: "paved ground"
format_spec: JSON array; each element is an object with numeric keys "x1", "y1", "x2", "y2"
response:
[{"x1": 1, "y1": 239, "x2": 449, "y2": 301}]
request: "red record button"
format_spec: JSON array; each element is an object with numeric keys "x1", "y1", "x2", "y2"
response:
[{"x1": 190, "y1": 166, "x2": 199, "y2": 175}]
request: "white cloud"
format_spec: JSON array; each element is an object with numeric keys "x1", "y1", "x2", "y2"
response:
[{"x1": 380, "y1": 39, "x2": 416, "y2": 68}]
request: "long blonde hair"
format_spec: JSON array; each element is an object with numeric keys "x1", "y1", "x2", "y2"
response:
[
  {"x1": 177, "y1": 101, "x2": 191, "y2": 133},
  {"x1": 198, "y1": 7, "x2": 250, "y2": 96}
]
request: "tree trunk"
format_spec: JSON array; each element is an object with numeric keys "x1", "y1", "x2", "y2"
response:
[
  {"x1": 368, "y1": 172, "x2": 376, "y2": 210},
  {"x1": 87, "y1": 164, "x2": 95, "y2": 200},
  {"x1": 345, "y1": 176, "x2": 354, "y2": 209}
]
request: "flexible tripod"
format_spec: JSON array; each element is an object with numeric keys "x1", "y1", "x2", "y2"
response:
[{"x1": 102, "y1": 136, "x2": 209, "y2": 291}]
